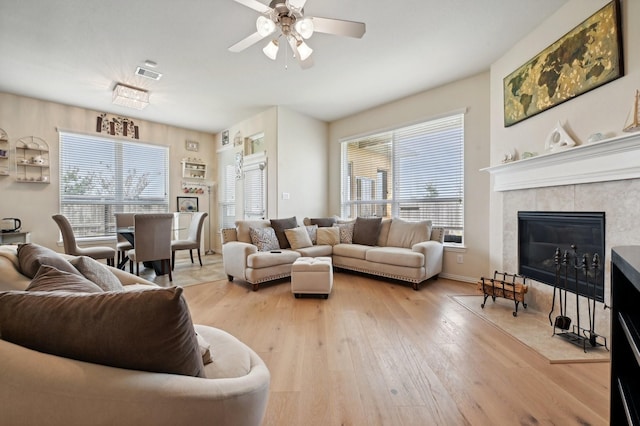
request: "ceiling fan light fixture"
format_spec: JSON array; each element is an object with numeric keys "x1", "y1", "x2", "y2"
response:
[
  {"x1": 263, "y1": 39, "x2": 279, "y2": 60},
  {"x1": 294, "y1": 18, "x2": 314, "y2": 39},
  {"x1": 256, "y1": 15, "x2": 276, "y2": 36},
  {"x1": 297, "y1": 40, "x2": 313, "y2": 61}
]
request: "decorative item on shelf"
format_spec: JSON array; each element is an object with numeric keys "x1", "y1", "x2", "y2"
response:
[
  {"x1": 544, "y1": 121, "x2": 577, "y2": 153},
  {"x1": 222, "y1": 130, "x2": 229, "y2": 146},
  {"x1": 521, "y1": 151, "x2": 538, "y2": 159},
  {"x1": 622, "y1": 89, "x2": 640, "y2": 133},
  {"x1": 96, "y1": 113, "x2": 140, "y2": 139},
  {"x1": 181, "y1": 180, "x2": 208, "y2": 194},
  {"x1": 235, "y1": 151, "x2": 243, "y2": 180},
  {"x1": 501, "y1": 149, "x2": 517, "y2": 163},
  {"x1": 503, "y1": 0, "x2": 623, "y2": 127},
  {"x1": 587, "y1": 132, "x2": 605, "y2": 143}
]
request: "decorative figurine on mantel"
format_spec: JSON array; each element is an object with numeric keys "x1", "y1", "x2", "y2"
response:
[
  {"x1": 623, "y1": 89, "x2": 640, "y2": 133},
  {"x1": 544, "y1": 120, "x2": 577, "y2": 153}
]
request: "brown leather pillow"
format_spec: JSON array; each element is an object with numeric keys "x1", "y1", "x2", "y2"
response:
[
  {"x1": 352, "y1": 217, "x2": 383, "y2": 246},
  {"x1": 26, "y1": 265, "x2": 104, "y2": 293},
  {"x1": 17, "y1": 243, "x2": 82, "y2": 279},
  {"x1": 309, "y1": 217, "x2": 337, "y2": 227},
  {"x1": 270, "y1": 216, "x2": 298, "y2": 249},
  {"x1": 0, "y1": 286, "x2": 205, "y2": 377}
]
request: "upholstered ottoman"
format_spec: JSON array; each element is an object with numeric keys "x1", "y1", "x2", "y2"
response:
[{"x1": 291, "y1": 257, "x2": 333, "y2": 299}]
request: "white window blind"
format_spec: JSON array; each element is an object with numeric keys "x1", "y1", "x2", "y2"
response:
[
  {"x1": 244, "y1": 155, "x2": 267, "y2": 220},
  {"x1": 218, "y1": 148, "x2": 237, "y2": 229},
  {"x1": 340, "y1": 113, "x2": 464, "y2": 239},
  {"x1": 59, "y1": 131, "x2": 169, "y2": 238}
]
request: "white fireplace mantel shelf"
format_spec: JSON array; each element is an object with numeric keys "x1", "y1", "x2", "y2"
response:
[{"x1": 481, "y1": 132, "x2": 640, "y2": 191}]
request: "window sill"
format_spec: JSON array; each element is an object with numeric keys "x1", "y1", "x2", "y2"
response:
[{"x1": 444, "y1": 243, "x2": 466, "y2": 252}]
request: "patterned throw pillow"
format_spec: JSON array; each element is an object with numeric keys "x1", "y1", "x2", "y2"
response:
[
  {"x1": 334, "y1": 222, "x2": 355, "y2": 244},
  {"x1": 249, "y1": 227, "x2": 280, "y2": 251}
]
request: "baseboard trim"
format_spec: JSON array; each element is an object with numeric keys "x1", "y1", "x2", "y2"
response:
[{"x1": 439, "y1": 273, "x2": 477, "y2": 284}]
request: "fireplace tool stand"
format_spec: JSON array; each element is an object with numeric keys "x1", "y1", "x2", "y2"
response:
[{"x1": 549, "y1": 245, "x2": 608, "y2": 353}]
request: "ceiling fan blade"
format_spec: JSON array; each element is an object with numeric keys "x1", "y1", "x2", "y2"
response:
[
  {"x1": 228, "y1": 31, "x2": 268, "y2": 52},
  {"x1": 299, "y1": 56, "x2": 314, "y2": 69},
  {"x1": 232, "y1": 0, "x2": 272, "y2": 14},
  {"x1": 287, "y1": 0, "x2": 308, "y2": 9},
  {"x1": 310, "y1": 17, "x2": 366, "y2": 38}
]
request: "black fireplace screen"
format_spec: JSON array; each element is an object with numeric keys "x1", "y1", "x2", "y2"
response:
[{"x1": 518, "y1": 211, "x2": 605, "y2": 302}]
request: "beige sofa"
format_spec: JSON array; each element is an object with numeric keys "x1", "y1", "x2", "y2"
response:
[
  {"x1": 222, "y1": 217, "x2": 444, "y2": 291},
  {"x1": 0, "y1": 245, "x2": 270, "y2": 426}
]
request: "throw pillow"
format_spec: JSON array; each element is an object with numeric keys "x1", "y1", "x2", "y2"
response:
[
  {"x1": 26, "y1": 265, "x2": 104, "y2": 293},
  {"x1": 309, "y1": 217, "x2": 337, "y2": 227},
  {"x1": 70, "y1": 256, "x2": 124, "y2": 292},
  {"x1": 352, "y1": 217, "x2": 383, "y2": 246},
  {"x1": 249, "y1": 226, "x2": 280, "y2": 251},
  {"x1": 17, "y1": 243, "x2": 82, "y2": 279},
  {"x1": 386, "y1": 219, "x2": 433, "y2": 248},
  {"x1": 0, "y1": 286, "x2": 205, "y2": 378},
  {"x1": 334, "y1": 222, "x2": 355, "y2": 244},
  {"x1": 316, "y1": 227, "x2": 340, "y2": 246},
  {"x1": 270, "y1": 217, "x2": 298, "y2": 248},
  {"x1": 306, "y1": 225, "x2": 318, "y2": 245},
  {"x1": 284, "y1": 226, "x2": 313, "y2": 250}
]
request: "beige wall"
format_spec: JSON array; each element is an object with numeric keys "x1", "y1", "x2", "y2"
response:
[
  {"x1": 488, "y1": 0, "x2": 640, "y2": 273},
  {"x1": 329, "y1": 72, "x2": 492, "y2": 281},
  {"x1": 0, "y1": 93, "x2": 216, "y2": 253}
]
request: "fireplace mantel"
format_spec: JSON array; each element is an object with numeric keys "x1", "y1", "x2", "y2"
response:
[{"x1": 482, "y1": 132, "x2": 640, "y2": 191}]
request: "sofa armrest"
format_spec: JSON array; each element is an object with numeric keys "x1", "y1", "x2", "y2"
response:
[
  {"x1": 221, "y1": 228, "x2": 238, "y2": 244},
  {"x1": 222, "y1": 241, "x2": 258, "y2": 279},
  {"x1": 412, "y1": 240, "x2": 444, "y2": 276}
]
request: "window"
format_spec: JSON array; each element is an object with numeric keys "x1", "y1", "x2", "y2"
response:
[
  {"x1": 340, "y1": 113, "x2": 464, "y2": 242},
  {"x1": 243, "y1": 154, "x2": 267, "y2": 220},
  {"x1": 59, "y1": 131, "x2": 169, "y2": 238},
  {"x1": 218, "y1": 148, "x2": 237, "y2": 229}
]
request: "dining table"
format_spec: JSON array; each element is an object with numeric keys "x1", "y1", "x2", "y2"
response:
[{"x1": 116, "y1": 226, "x2": 183, "y2": 275}]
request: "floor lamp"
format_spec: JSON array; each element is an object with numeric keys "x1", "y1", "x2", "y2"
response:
[{"x1": 205, "y1": 181, "x2": 216, "y2": 255}]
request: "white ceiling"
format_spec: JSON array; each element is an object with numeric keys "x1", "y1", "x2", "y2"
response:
[{"x1": 0, "y1": 0, "x2": 567, "y2": 134}]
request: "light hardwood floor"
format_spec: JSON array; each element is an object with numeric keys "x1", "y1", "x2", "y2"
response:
[{"x1": 158, "y1": 255, "x2": 611, "y2": 426}]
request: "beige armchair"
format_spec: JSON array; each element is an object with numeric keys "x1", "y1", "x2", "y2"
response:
[
  {"x1": 51, "y1": 214, "x2": 116, "y2": 266},
  {"x1": 127, "y1": 213, "x2": 173, "y2": 281},
  {"x1": 171, "y1": 212, "x2": 208, "y2": 270}
]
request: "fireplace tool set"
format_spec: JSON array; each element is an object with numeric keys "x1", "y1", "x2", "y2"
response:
[{"x1": 549, "y1": 245, "x2": 608, "y2": 353}]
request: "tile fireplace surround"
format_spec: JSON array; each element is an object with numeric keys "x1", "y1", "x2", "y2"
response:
[{"x1": 484, "y1": 132, "x2": 640, "y2": 343}]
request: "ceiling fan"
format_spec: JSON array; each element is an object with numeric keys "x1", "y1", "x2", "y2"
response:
[{"x1": 228, "y1": 0, "x2": 366, "y2": 68}]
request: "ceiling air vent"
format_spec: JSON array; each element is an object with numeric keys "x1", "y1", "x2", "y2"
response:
[{"x1": 135, "y1": 66, "x2": 162, "y2": 81}]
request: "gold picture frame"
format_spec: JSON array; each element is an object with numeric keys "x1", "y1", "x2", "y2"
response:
[{"x1": 503, "y1": 0, "x2": 623, "y2": 127}]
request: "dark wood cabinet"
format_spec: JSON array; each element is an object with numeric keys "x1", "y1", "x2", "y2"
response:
[{"x1": 611, "y1": 246, "x2": 640, "y2": 425}]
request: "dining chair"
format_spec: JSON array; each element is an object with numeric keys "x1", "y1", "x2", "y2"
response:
[
  {"x1": 127, "y1": 213, "x2": 173, "y2": 281},
  {"x1": 114, "y1": 212, "x2": 135, "y2": 266},
  {"x1": 51, "y1": 214, "x2": 116, "y2": 266},
  {"x1": 171, "y1": 212, "x2": 208, "y2": 270}
]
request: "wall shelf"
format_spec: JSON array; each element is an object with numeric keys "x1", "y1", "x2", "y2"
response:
[
  {"x1": 15, "y1": 136, "x2": 50, "y2": 183},
  {"x1": 0, "y1": 128, "x2": 9, "y2": 176},
  {"x1": 181, "y1": 158, "x2": 207, "y2": 180},
  {"x1": 482, "y1": 132, "x2": 640, "y2": 191}
]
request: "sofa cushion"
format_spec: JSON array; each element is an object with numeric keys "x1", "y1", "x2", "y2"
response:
[
  {"x1": 316, "y1": 227, "x2": 340, "y2": 246},
  {"x1": 247, "y1": 250, "x2": 300, "y2": 268},
  {"x1": 334, "y1": 222, "x2": 355, "y2": 244},
  {"x1": 386, "y1": 219, "x2": 432, "y2": 249},
  {"x1": 70, "y1": 256, "x2": 124, "y2": 292},
  {"x1": 352, "y1": 217, "x2": 382, "y2": 246},
  {"x1": 365, "y1": 247, "x2": 425, "y2": 268},
  {"x1": 309, "y1": 217, "x2": 337, "y2": 227},
  {"x1": 249, "y1": 227, "x2": 280, "y2": 252},
  {"x1": 270, "y1": 217, "x2": 298, "y2": 249},
  {"x1": 295, "y1": 244, "x2": 333, "y2": 257},
  {"x1": 0, "y1": 286, "x2": 205, "y2": 378},
  {"x1": 236, "y1": 219, "x2": 270, "y2": 244},
  {"x1": 26, "y1": 265, "x2": 104, "y2": 293},
  {"x1": 332, "y1": 243, "x2": 369, "y2": 260},
  {"x1": 377, "y1": 218, "x2": 392, "y2": 246},
  {"x1": 284, "y1": 226, "x2": 312, "y2": 249},
  {"x1": 17, "y1": 243, "x2": 82, "y2": 279}
]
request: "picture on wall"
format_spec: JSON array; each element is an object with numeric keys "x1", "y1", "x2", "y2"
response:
[
  {"x1": 503, "y1": 0, "x2": 623, "y2": 127},
  {"x1": 177, "y1": 196, "x2": 199, "y2": 212}
]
